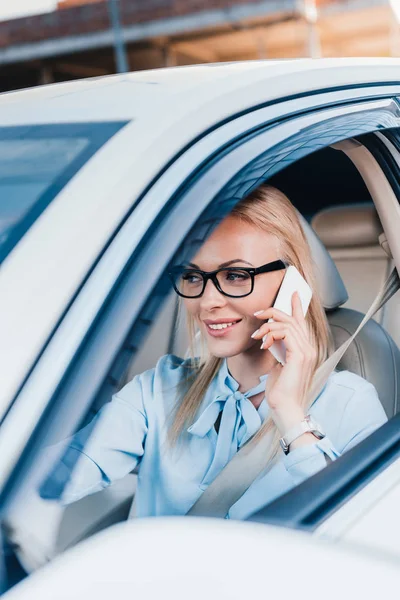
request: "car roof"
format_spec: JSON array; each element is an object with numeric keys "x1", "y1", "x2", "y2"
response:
[{"x1": 1, "y1": 58, "x2": 400, "y2": 125}]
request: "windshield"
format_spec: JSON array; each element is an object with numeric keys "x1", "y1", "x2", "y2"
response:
[{"x1": 0, "y1": 122, "x2": 127, "y2": 263}]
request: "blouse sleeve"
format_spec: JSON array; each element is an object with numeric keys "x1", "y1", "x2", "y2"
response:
[
  {"x1": 282, "y1": 380, "x2": 388, "y2": 486},
  {"x1": 40, "y1": 374, "x2": 148, "y2": 505}
]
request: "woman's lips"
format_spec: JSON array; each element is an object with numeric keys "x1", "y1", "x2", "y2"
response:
[{"x1": 204, "y1": 320, "x2": 242, "y2": 338}]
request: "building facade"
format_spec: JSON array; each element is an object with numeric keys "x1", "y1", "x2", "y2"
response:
[{"x1": 0, "y1": 0, "x2": 399, "y2": 92}]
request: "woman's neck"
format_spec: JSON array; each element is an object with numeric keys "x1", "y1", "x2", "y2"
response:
[{"x1": 226, "y1": 348, "x2": 277, "y2": 393}]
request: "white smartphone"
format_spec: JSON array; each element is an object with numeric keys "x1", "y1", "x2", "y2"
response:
[{"x1": 266, "y1": 266, "x2": 313, "y2": 365}]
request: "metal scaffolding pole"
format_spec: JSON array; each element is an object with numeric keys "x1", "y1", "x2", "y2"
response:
[
  {"x1": 390, "y1": 0, "x2": 400, "y2": 56},
  {"x1": 298, "y1": 0, "x2": 322, "y2": 57},
  {"x1": 107, "y1": 0, "x2": 129, "y2": 73}
]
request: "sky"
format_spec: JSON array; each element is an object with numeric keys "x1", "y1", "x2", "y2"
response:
[{"x1": 0, "y1": 0, "x2": 57, "y2": 22}]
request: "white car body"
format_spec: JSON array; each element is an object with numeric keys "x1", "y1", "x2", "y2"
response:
[
  {"x1": 5, "y1": 518, "x2": 400, "y2": 600},
  {"x1": 2, "y1": 58, "x2": 400, "y2": 597}
]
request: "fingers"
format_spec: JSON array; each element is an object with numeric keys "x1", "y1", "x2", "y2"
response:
[
  {"x1": 261, "y1": 328, "x2": 316, "y2": 367},
  {"x1": 254, "y1": 292, "x2": 308, "y2": 333},
  {"x1": 254, "y1": 293, "x2": 304, "y2": 323},
  {"x1": 291, "y1": 292, "x2": 308, "y2": 332},
  {"x1": 292, "y1": 292, "x2": 306, "y2": 325},
  {"x1": 251, "y1": 313, "x2": 305, "y2": 344},
  {"x1": 252, "y1": 316, "x2": 316, "y2": 364},
  {"x1": 260, "y1": 326, "x2": 302, "y2": 355},
  {"x1": 257, "y1": 321, "x2": 302, "y2": 345}
]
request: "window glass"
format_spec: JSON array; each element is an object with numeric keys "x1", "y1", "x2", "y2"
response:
[
  {"x1": 1, "y1": 132, "x2": 393, "y2": 591},
  {"x1": 0, "y1": 138, "x2": 88, "y2": 246},
  {"x1": 0, "y1": 122, "x2": 127, "y2": 263}
]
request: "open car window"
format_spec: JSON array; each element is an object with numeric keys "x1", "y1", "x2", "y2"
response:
[{"x1": 2, "y1": 100, "x2": 400, "y2": 591}]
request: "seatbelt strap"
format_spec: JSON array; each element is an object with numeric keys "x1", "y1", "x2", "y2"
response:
[{"x1": 188, "y1": 266, "x2": 400, "y2": 518}]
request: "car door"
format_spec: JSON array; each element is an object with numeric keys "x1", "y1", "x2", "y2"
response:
[{"x1": 2, "y1": 84, "x2": 400, "y2": 594}]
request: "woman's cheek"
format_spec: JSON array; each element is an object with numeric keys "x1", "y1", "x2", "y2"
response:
[
  {"x1": 248, "y1": 292, "x2": 274, "y2": 313},
  {"x1": 183, "y1": 300, "x2": 199, "y2": 318}
]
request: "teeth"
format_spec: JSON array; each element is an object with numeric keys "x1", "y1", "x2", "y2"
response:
[{"x1": 209, "y1": 322, "x2": 235, "y2": 330}]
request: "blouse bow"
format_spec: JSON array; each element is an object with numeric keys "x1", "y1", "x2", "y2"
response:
[{"x1": 187, "y1": 372, "x2": 268, "y2": 486}]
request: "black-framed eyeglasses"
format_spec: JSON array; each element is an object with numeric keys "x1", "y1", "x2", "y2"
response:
[{"x1": 168, "y1": 259, "x2": 287, "y2": 298}]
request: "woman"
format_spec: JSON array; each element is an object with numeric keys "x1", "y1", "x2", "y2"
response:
[{"x1": 42, "y1": 185, "x2": 387, "y2": 520}]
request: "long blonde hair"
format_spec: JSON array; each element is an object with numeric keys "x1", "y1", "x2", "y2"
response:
[{"x1": 169, "y1": 185, "x2": 332, "y2": 464}]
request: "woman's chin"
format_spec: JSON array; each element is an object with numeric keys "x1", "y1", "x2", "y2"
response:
[
  {"x1": 206, "y1": 341, "x2": 251, "y2": 359},
  {"x1": 206, "y1": 338, "x2": 262, "y2": 359}
]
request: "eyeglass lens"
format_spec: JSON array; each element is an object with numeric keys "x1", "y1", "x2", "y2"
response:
[{"x1": 174, "y1": 268, "x2": 252, "y2": 297}]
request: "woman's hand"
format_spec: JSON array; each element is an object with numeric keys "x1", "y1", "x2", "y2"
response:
[{"x1": 251, "y1": 292, "x2": 317, "y2": 436}]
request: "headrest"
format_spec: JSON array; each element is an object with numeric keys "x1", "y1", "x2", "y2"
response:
[
  {"x1": 311, "y1": 203, "x2": 382, "y2": 248},
  {"x1": 297, "y1": 212, "x2": 348, "y2": 311}
]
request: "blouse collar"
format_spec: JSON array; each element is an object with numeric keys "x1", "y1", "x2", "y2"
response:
[{"x1": 216, "y1": 357, "x2": 269, "y2": 395}]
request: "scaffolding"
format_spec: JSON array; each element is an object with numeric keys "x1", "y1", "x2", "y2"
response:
[{"x1": 0, "y1": 0, "x2": 398, "y2": 92}]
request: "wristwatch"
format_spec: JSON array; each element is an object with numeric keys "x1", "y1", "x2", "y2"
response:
[{"x1": 279, "y1": 415, "x2": 325, "y2": 455}]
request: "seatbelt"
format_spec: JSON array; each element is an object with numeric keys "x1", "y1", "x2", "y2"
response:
[{"x1": 188, "y1": 265, "x2": 400, "y2": 518}]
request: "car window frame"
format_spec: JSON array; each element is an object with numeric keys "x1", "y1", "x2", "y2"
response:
[{"x1": 2, "y1": 90, "x2": 400, "y2": 539}]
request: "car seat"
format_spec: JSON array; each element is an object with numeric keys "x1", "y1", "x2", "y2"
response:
[{"x1": 311, "y1": 203, "x2": 400, "y2": 349}]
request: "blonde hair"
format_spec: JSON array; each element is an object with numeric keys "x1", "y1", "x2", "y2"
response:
[{"x1": 169, "y1": 185, "x2": 333, "y2": 465}]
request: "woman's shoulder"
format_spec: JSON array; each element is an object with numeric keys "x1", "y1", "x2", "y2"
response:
[
  {"x1": 148, "y1": 353, "x2": 198, "y2": 380},
  {"x1": 114, "y1": 354, "x2": 198, "y2": 412},
  {"x1": 327, "y1": 369, "x2": 377, "y2": 394},
  {"x1": 319, "y1": 369, "x2": 380, "y2": 410},
  {"x1": 313, "y1": 370, "x2": 388, "y2": 451},
  {"x1": 312, "y1": 368, "x2": 386, "y2": 425},
  {"x1": 128, "y1": 354, "x2": 199, "y2": 393}
]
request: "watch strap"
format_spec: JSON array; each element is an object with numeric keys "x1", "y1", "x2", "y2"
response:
[{"x1": 279, "y1": 415, "x2": 325, "y2": 454}]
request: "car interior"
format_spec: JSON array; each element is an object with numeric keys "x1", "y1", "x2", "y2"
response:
[{"x1": 7, "y1": 136, "x2": 400, "y2": 575}]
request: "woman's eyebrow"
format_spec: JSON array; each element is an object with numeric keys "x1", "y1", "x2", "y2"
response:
[{"x1": 187, "y1": 259, "x2": 254, "y2": 268}]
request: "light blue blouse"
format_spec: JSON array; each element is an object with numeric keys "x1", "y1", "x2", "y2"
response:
[{"x1": 42, "y1": 354, "x2": 388, "y2": 520}]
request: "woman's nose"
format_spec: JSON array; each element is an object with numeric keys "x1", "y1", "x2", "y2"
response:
[{"x1": 199, "y1": 279, "x2": 227, "y2": 309}]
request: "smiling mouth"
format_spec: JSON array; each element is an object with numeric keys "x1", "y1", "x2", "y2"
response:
[
  {"x1": 208, "y1": 321, "x2": 240, "y2": 330},
  {"x1": 205, "y1": 319, "x2": 242, "y2": 335}
]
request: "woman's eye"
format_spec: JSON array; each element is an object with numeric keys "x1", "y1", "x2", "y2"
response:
[
  {"x1": 225, "y1": 270, "x2": 250, "y2": 282},
  {"x1": 182, "y1": 272, "x2": 202, "y2": 284}
]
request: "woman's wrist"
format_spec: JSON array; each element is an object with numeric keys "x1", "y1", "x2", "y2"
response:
[
  {"x1": 270, "y1": 400, "x2": 305, "y2": 435},
  {"x1": 270, "y1": 400, "x2": 321, "y2": 452}
]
